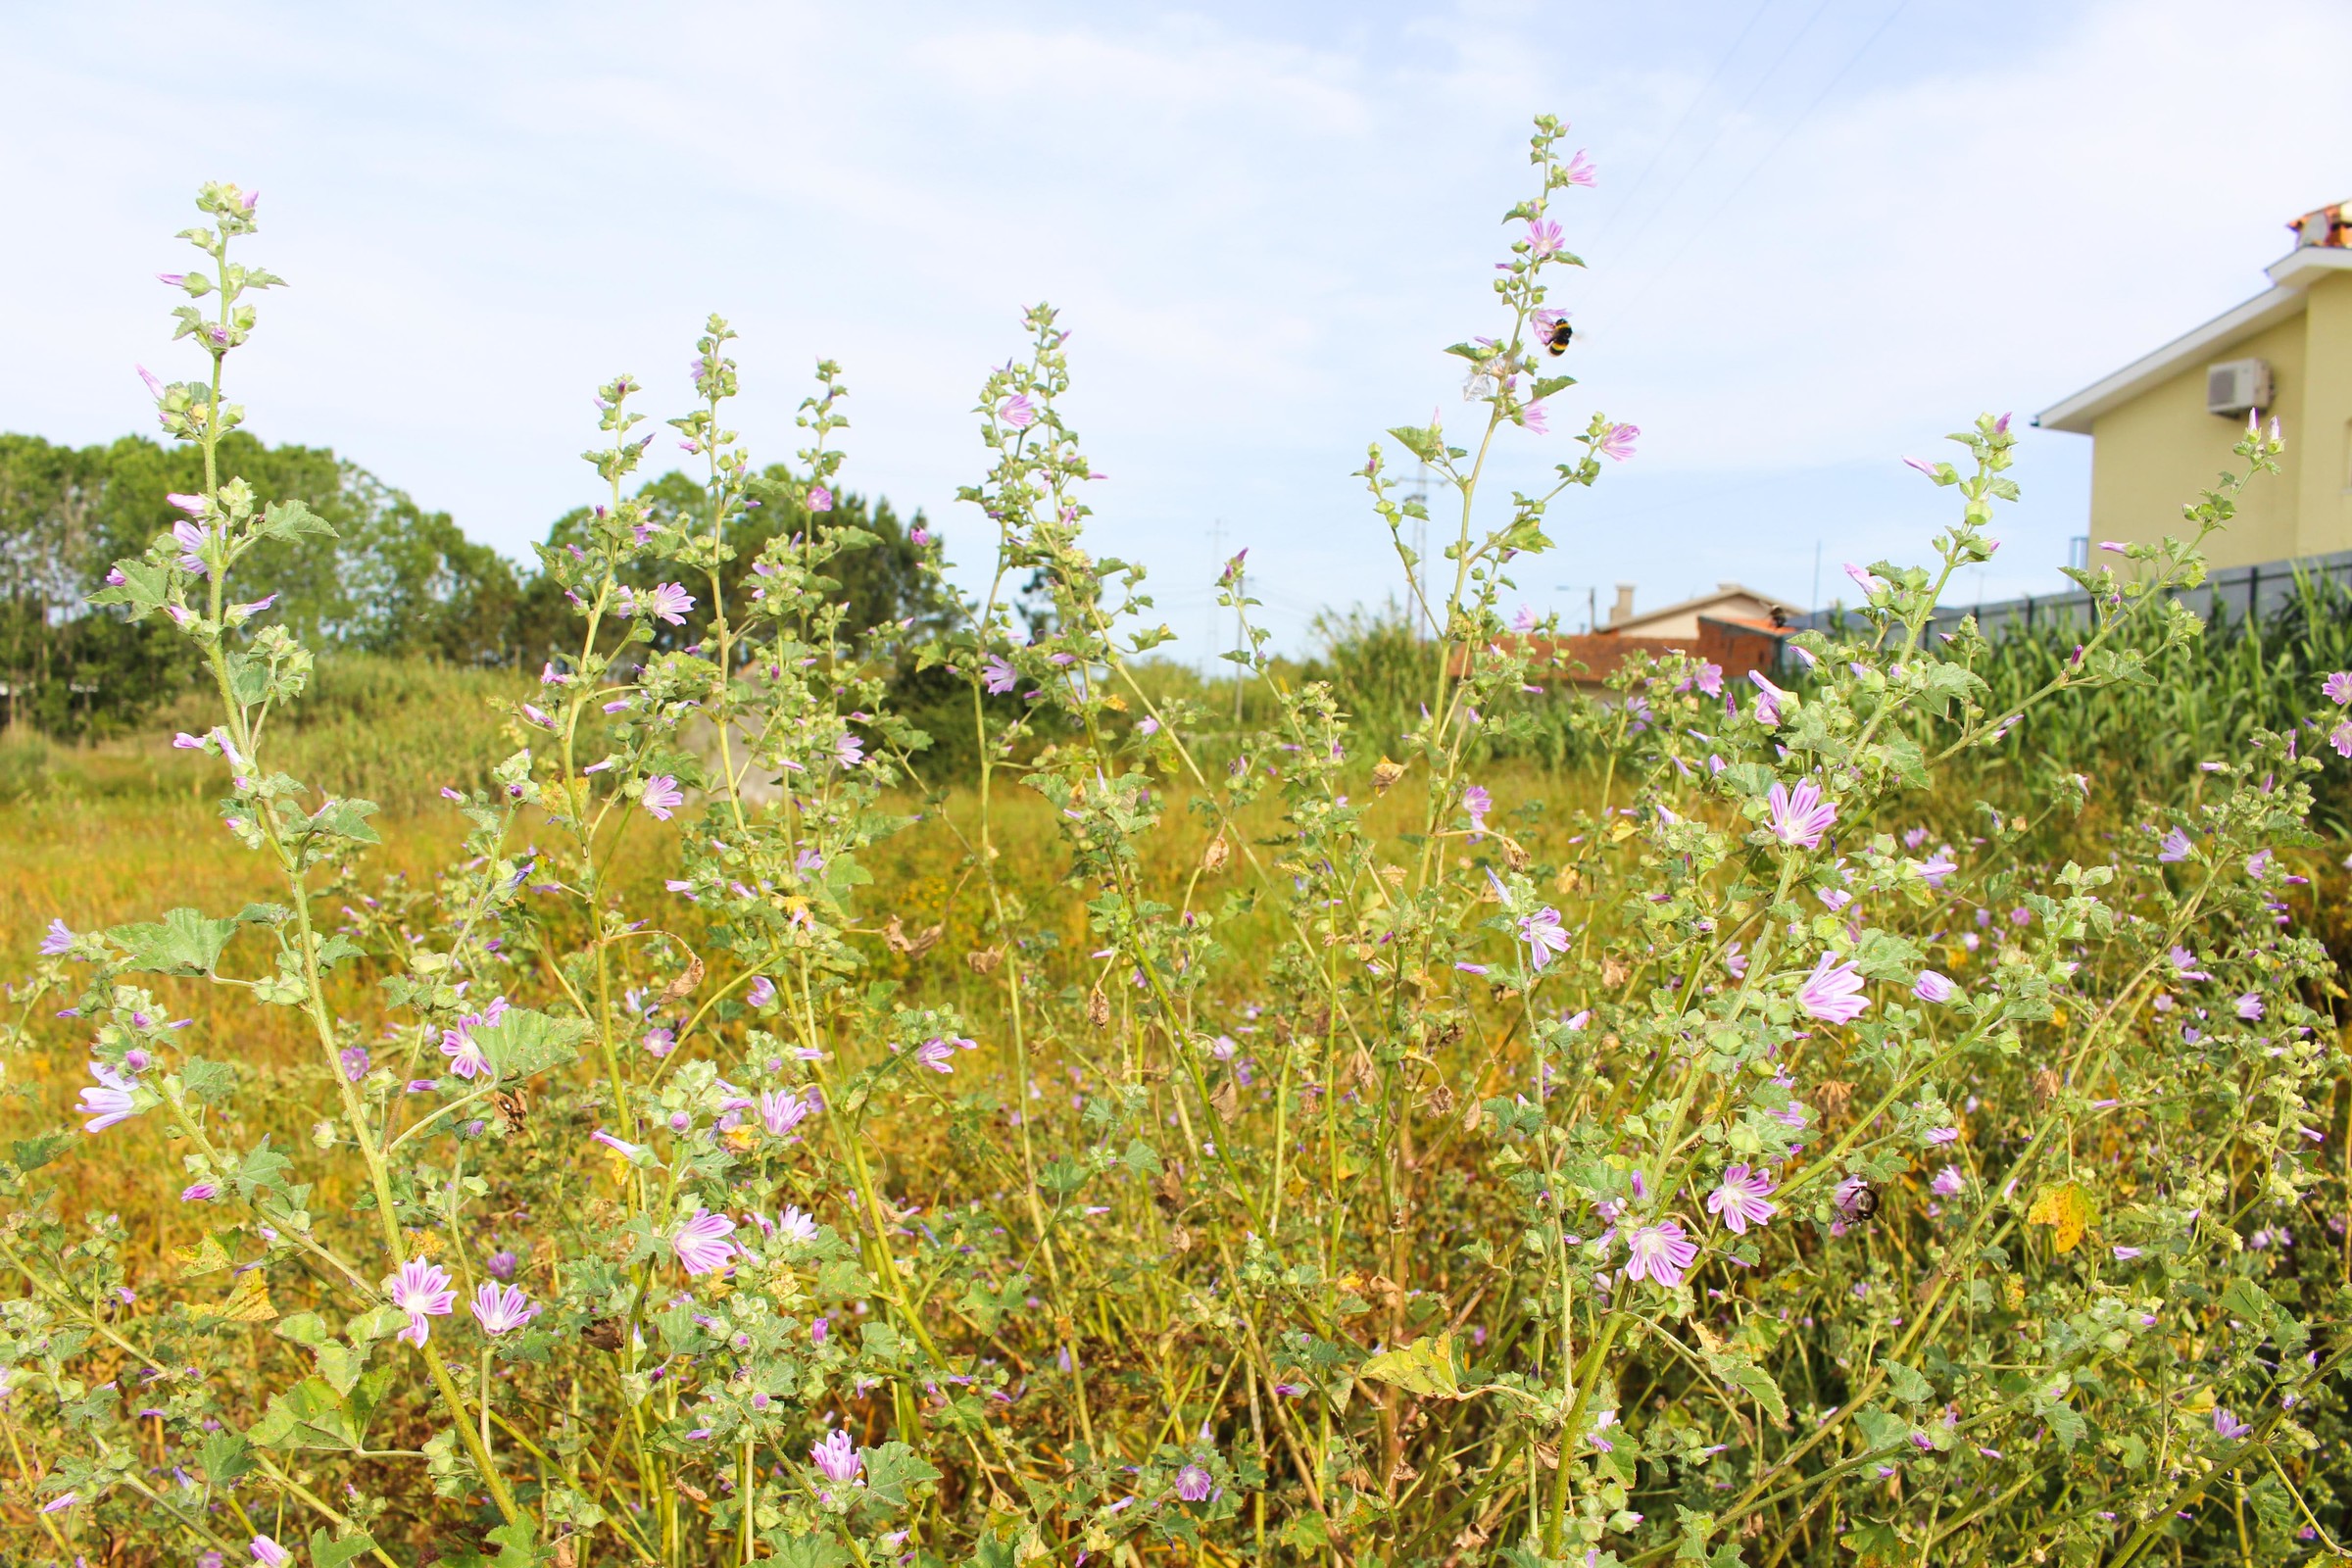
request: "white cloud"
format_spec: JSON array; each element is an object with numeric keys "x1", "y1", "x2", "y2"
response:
[{"x1": 1, "y1": 0, "x2": 2343, "y2": 648}]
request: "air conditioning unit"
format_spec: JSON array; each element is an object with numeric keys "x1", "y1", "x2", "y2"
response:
[{"x1": 2206, "y1": 358, "x2": 2272, "y2": 417}]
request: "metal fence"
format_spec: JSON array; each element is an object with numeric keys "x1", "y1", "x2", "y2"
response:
[{"x1": 1787, "y1": 549, "x2": 2352, "y2": 638}]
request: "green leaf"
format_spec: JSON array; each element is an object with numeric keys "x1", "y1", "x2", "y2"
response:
[
  {"x1": 472, "y1": 1006, "x2": 590, "y2": 1082},
  {"x1": 108, "y1": 907, "x2": 238, "y2": 976},
  {"x1": 1711, "y1": 1351, "x2": 1788, "y2": 1424},
  {"x1": 250, "y1": 1374, "x2": 367, "y2": 1452},
  {"x1": 769, "y1": 1540, "x2": 851, "y2": 1568},
  {"x1": 1359, "y1": 1332, "x2": 1461, "y2": 1398},
  {"x1": 257, "y1": 498, "x2": 338, "y2": 541},
  {"x1": 182, "y1": 1057, "x2": 238, "y2": 1102},
  {"x1": 310, "y1": 1529, "x2": 378, "y2": 1568},
  {"x1": 1852, "y1": 1405, "x2": 1909, "y2": 1453},
  {"x1": 235, "y1": 1139, "x2": 294, "y2": 1199},
  {"x1": 346, "y1": 1304, "x2": 410, "y2": 1345},
  {"x1": 1879, "y1": 1356, "x2": 1934, "y2": 1405},
  {"x1": 308, "y1": 799, "x2": 382, "y2": 846},
  {"x1": 859, "y1": 1440, "x2": 942, "y2": 1509},
  {"x1": 88, "y1": 559, "x2": 171, "y2": 616},
  {"x1": 1387, "y1": 424, "x2": 1444, "y2": 464},
  {"x1": 273, "y1": 1312, "x2": 333, "y2": 1349},
  {"x1": 202, "y1": 1429, "x2": 255, "y2": 1488},
  {"x1": 11, "y1": 1133, "x2": 74, "y2": 1173}
]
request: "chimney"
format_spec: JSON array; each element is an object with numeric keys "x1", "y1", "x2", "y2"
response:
[
  {"x1": 2289, "y1": 202, "x2": 2349, "y2": 250},
  {"x1": 1608, "y1": 583, "x2": 1636, "y2": 627}
]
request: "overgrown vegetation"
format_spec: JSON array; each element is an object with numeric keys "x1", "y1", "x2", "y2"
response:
[{"x1": 5, "y1": 129, "x2": 2352, "y2": 1568}]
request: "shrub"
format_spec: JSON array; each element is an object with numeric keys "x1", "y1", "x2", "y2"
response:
[{"x1": 5, "y1": 126, "x2": 2349, "y2": 1568}]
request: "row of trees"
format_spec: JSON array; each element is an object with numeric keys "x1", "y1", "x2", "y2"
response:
[{"x1": 0, "y1": 431, "x2": 948, "y2": 735}]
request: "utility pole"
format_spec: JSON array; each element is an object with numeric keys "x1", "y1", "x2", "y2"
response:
[
  {"x1": 1555, "y1": 585, "x2": 1601, "y2": 634},
  {"x1": 1205, "y1": 518, "x2": 1225, "y2": 682},
  {"x1": 1407, "y1": 463, "x2": 1434, "y2": 636},
  {"x1": 1232, "y1": 554, "x2": 1247, "y2": 723}
]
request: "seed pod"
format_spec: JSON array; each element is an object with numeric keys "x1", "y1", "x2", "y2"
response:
[
  {"x1": 1087, "y1": 987, "x2": 1111, "y2": 1028},
  {"x1": 659, "y1": 956, "x2": 705, "y2": 1005},
  {"x1": 1814, "y1": 1080, "x2": 1853, "y2": 1118},
  {"x1": 886, "y1": 916, "x2": 944, "y2": 957}
]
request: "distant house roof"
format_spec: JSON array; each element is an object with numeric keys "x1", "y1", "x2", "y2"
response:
[
  {"x1": 1461, "y1": 615, "x2": 1788, "y2": 690},
  {"x1": 1606, "y1": 582, "x2": 1802, "y2": 638},
  {"x1": 2035, "y1": 245, "x2": 2352, "y2": 434}
]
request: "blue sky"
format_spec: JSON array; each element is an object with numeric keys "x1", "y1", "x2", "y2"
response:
[{"x1": 8, "y1": 0, "x2": 2351, "y2": 654}]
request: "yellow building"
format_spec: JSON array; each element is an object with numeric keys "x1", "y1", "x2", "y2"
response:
[{"x1": 2037, "y1": 203, "x2": 2352, "y2": 566}]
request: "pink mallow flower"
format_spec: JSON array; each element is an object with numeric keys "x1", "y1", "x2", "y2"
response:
[
  {"x1": 1623, "y1": 1221, "x2": 1699, "y2": 1289},
  {"x1": 915, "y1": 1035, "x2": 976, "y2": 1073},
  {"x1": 1913, "y1": 970, "x2": 1957, "y2": 1004},
  {"x1": 2323, "y1": 671, "x2": 2352, "y2": 707},
  {"x1": 983, "y1": 655, "x2": 1017, "y2": 694},
  {"x1": 1461, "y1": 784, "x2": 1493, "y2": 833},
  {"x1": 1704, "y1": 1164, "x2": 1777, "y2": 1235},
  {"x1": 439, "y1": 996, "x2": 507, "y2": 1079},
  {"x1": 811, "y1": 1427, "x2": 864, "y2": 1486},
  {"x1": 761, "y1": 1088, "x2": 814, "y2": 1137},
  {"x1": 389, "y1": 1258, "x2": 456, "y2": 1346},
  {"x1": 469, "y1": 1282, "x2": 539, "y2": 1335},
  {"x1": 628, "y1": 581, "x2": 695, "y2": 625},
  {"x1": 1764, "y1": 778, "x2": 1837, "y2": 849},
  {"x1": 1519, "y1": 906, "x2": 1571, "y2": 970},
  {"x1": 641, "y1": 774, "x2": 684, "y2": 821},
  {"x1": 1796, "y1": 953, "x2": 1869, "y2": 1024},
  {"x1": 1597, "y1": 422, "x2": 1639, "y2": 462},
  {"x1": 76, "y1": 1062, "x2": 138, "y2": 1133},
  {"x1": 671, "y1": 1208, "x2": 738, "y2": 1276}
]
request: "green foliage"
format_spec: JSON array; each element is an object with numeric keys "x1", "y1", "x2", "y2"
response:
[{"x1": 6, "y1": 135, "x2": 2351, "y2": 1568}]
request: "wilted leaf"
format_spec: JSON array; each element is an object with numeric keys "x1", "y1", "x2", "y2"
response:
[
  {"x1": 217, "y1": 1271, "x2": 276, "y2": 1323},
  {"x1": 173, "y1": 1233, "x2": 232, "y2": 1278},
  {"x1": 2028, "y1": 1182, "x2": 2094, "y2": 1252},
  {"x1": 1359, "y1": 1332, "x2": 1460, "y2": 1398}
]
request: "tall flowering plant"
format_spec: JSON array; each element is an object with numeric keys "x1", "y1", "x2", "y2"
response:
[{"x1": 4, "y1": 122, "x2": 2349, "y2": 1568}]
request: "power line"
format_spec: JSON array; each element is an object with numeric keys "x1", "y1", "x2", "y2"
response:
[
  {"x1": 1607, "y1": 0, "x2": 1914, "y2": 329},
  {"x1": 1579, "y1": 0, "x2": 1838, "y2": 313},
  {"x1": 1584, "y1": 0, "x2": 1782, "y2": 256}
]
